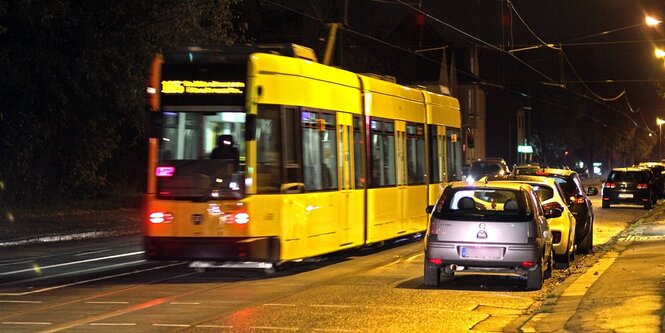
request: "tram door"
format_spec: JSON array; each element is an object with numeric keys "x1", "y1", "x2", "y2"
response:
[
  {"x1": 337, "y1": 113, "x2": 354, "y2": 246},
  {"x1": 395, "y1": 120, "x2": 407, "y2": 234}
]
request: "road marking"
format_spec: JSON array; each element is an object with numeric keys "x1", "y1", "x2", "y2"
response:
[
  {"x1": 0, "y1": 251, "x2": 145, "y2": 276},
  {"x1": 153, "y1": 323, "x2": 190, "y2": 327},
  {"x1": 85, "y1": 301, "x2": 130, "y2": 304},
  {"x1": 0, "y1": 300, "x2": 42, "y2": 303},
  {"x1": 0, "y1": 262, "x2": 185, "y2": 296},
  {"x1": 310, "y1": 304, "x2": 354, "y2": 308},
  {"x1": 406, "y1": 253, "x2": 423, "y2": 262},
  {"x1": 2, "y1": 321, "x2": 52, "y2": 325},
  {"x1": 75, "y1": 249, "x2": 114, "y2": 256},
  {"x1": 90, "y1": 322, "x2": 136, "y2": 326},
  {"x1": 196, "y1": 324, "x2": 234, "y2": 328},
  {"x1": 169, "y1": 302, "x2": 200, "y2": 305},
  {"x1": 250, "y1": 326, "x2": 298, "y2": 331}
]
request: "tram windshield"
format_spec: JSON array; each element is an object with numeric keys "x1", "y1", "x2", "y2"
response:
[{"x1": 155, "y1": 111, "x2": 246, "y2": 200}]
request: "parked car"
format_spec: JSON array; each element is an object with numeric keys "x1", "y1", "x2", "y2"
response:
[
  {"x1": 603, "y1": 167, "x2": 655, "y2": 210},
  {"x1": 513, "y1": 164, "x2": 541, "y2": 175},
  {"x1": 484, "y1": 175, "x2": 577, "y2": 268},
  {"x1": 515, "y1": 168, "x2": 598, "y2": 254},
  {"x1": 637, "y1": 162, "x2": 665, "y2": 199},
  {"x1": 466, "y1": 158, "x2": 511, "y2": 181},
  {"x1": 424, "y1": 181, "x2": 555, "y2": 290}
]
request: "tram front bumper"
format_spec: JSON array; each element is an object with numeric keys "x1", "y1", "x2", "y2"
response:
[{"x1": 144, "y1": 236, "x2": 280, "y2": 262}]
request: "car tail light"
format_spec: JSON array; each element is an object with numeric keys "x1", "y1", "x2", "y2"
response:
[
  {"x1": 572, "y1": 196, "x2": 586, "y2": 204},
  {"x1": 552, "y1": 231, "x2": 562, "y2": 244},
  {"x1": 604, "y1": 182, "x2": 616, "y2": 189},
  {"x1": 149, "y1": 212, "x2": 173, "y2": 224},
  {"x1": 156, "y1": 166, "x2": 175, "y2": 177},
  {"x1": 428, "y1": 258, "x2": 443, "y2": 265},
  {"x1": 637, "y1": 183, "x2": 648, "y2": 189},
  {"x1": 521, "y1": 261, "x2": 535, "y2": 268}
]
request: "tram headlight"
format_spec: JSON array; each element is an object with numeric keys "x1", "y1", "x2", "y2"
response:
[
  {"x1": 234, "y1": 212, "x2": 250, "y2": 224},
  {"x1": 149, "y1": 212, "x2": 173, "y2": 224}
]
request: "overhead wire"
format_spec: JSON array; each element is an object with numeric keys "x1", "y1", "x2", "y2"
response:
[{"x1": 506, "y1": 0, "x2": 561, "y2": 51}]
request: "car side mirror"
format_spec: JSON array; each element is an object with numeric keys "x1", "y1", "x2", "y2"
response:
[
  {"x1": 426, "y1": 205, "x2": 434, "y2": 214},
  {"x1": 587, "y1": 186, "x2": 599, "y2": 196}
]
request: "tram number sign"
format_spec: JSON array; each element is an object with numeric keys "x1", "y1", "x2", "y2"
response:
[{"x1": 192, "y1": 214, "x2": 203, "y2": 225}]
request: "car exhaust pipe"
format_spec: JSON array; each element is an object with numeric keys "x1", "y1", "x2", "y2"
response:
[{"x1": 444, "y1": 264, "x2": 457, "y2": 274}]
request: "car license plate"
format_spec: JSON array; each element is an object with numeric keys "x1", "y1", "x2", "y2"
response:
[
  {"x1": 618, "y1": 193, "x2": 633, "y2": 199},
  {"x1": 460, "y1": 246, "x2": 502, "y2": 259}
]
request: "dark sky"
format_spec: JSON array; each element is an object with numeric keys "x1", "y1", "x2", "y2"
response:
[{"x1": 252, "y1": 0, "x2": 665, "y2": 128}]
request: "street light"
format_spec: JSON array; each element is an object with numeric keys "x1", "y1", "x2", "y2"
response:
[
  {"x1": 646, "y1": 15, "x2": 662, "y2": 27},
  {"x1": 657, "y1": 117, "x2": 665, "y2": 160}
]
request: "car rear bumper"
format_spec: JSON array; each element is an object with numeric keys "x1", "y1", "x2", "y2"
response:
[
  {"x1": 602, "y1": 190, "x2": 651, "y2": 205},
  {"x1": 425, "y1": 241, "x2": 539, "y2": 268}
]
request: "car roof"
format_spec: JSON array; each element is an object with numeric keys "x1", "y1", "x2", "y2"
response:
[
  {"x1": 638, "y1": 162, "x2": 665, "y2": 166},
  {"x1": 472, "y1": 158, "x2": 506, "y2": 163},
  {"x1": 484, "y1": 174, "x2": 558, "y2": 185},
  {"x1": 611, "y1": 167, "x2": 645, "y2": 172},
  {"x1": 449, "y1": 180, "x2": 533, "y2": 191},
  {"x1": 515, "y1": 167, "x2": 576, "y2": 177}
]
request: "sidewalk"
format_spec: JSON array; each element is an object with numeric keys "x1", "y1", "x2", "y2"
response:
[
  {"x1": 516, "y1": 205, "x2": 665, "y2": 332},
  {"x1": 0, "y1": 208, "x2": 141, "y2": 247}
]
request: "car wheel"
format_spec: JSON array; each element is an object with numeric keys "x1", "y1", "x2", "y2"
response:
[
  {"x1": 645, "y1": 200, "x2": 652, "y2": 210},
  {"x1": 578, "y1": 222, "x2": 593, "y2": 254},
  {"x1": 602, "y1": 201, "x2": 610, "y2": 209},
  {"x1": 544, "y1": 250, "x2": 553, "y2": 279},
  {"x1": 554, "y1": 246, "x2": 573, "y2": 269},
  {"x1": 424, "y1": 262, "x2": 440, "y2": 286},
  {"x1": 526, "y1": 262, "x2": 544, "y2": 290}
]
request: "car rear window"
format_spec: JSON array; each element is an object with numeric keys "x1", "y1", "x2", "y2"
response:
[
  {"x1": 531, "y1": 184, "x2": 554, "y2": 202},
  {"x1": 608, "y1": 171, "x2": 646, "y2": 182},
  {"x1": 433, "y1": 188, "x2": 530, "y2": 222},
  {"x1": 470, "y1": 163, "x2": 501, "y2": 175}
]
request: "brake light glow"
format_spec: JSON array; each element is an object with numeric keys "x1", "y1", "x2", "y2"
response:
[
  {"x1": 428, "y1": 258, "x2": 443, "y2": 265},
  {"x1": 637, "y1": 183, "x2": 648, "y2": 189},
  {"x1": 521, "y1": 261, "x2": 535, "y2": 268},
  {"x1": 572, "y1": 197, "x2": 586, "y2": 204},
  {"x1": 156, "y1": 166, "x2": 175, "y2": 177},
  {"x1": 604, "y1": 182, "x2": 616, "y2": 189},
  {"x1": 149, "y1": 212, "x2": 173, "y2": 224}
]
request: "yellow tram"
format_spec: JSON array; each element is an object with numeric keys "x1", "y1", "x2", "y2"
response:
[{"x1": 144, "y1": 44, "x2": 461, "y2": 268}]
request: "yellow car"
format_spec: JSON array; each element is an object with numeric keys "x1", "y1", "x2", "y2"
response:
[{"x1": 482, "y1": 175, "x2": 577, "y2": 268}]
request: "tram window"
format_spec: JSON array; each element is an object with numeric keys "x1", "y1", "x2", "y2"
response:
[
  {"x1": 407, "y1": 123, "x2": 426, "y2": 185},
  {"x1": 428, "y1": 125, "x2": 440, "y2": 183},
  {"x1": 370, "y1": 119, "x2": 396, "y2": 187},
  {"x1": 256, "y1": 106, "x2": 282, "y2": 193},
  {"x1": 302, "y1": 110, "x2": 338, "y2": 191},
  {"x1": 353, "y1": 115, "x2": 364, "y2": 188}
]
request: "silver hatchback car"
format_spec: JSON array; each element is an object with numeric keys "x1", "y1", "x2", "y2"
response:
[{"x1": 424, "y1": 181, "x2": 556, "y2": 290}]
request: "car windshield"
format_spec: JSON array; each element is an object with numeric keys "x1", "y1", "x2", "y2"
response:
[
  {"x1": 433, "y1": 188, "x2": 530, "y2": 222},
  {"x1": 608, "y1": 171, "x2": 646, "y2": 182}
]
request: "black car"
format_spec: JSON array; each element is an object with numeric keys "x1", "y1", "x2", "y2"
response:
[
  {"x1": 516, "y1": 168, "x2": 598, "y2": 254},
  {"x1": 638, "y1": 162, "x2": 665, "y2": 199},
  {"x1": 603, "y1": 167, "x2": 655, "y2": 210}
]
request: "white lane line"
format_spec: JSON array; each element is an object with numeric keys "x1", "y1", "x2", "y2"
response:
[
  {"x1": 153, "y1": 323, "x2": 191, "y2": 327},
  {"x1": 0, "y1": 262, "x2": 186, "y2": 296},
  {"x1": 90, "y1": 323, "x2": 136, "y2": 326},
  {"x1": 406, "y1": 253, "x2": 423, "y2": 262},
  {"x1": 250, "y1": 326, "x2": 298, "y2": 331},
  {"x1": 0, "y1": 300, "x2": 42, "y2": 304},
  {"x1": 2, "y1": 321, "x2": 52, "y2": 325},
  {"x1": 0, "y1": 251, "x2": 145, "y2": 276},
  {"x1": 169, "y1": 302, "x2": 200, "y2": 305},
  {"x1": 309, "y1": 304, "x2": 354, "y2": 308},
  {"x1": 85, "y1": 301, "x2": 130, "y2": 304},
  {"x1": 75, "y1": 249, "x2": 114, "y2": 256},
  {"x1": 196, "y1": 324, "x2": 234, "y2": 328}
]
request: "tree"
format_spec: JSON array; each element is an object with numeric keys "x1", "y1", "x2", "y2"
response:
[{"x1": 0, "y1": 0, "x2": 244, "y2": 206}]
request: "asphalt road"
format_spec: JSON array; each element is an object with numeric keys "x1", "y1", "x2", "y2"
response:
[{"x1": 0, "y1": 190, "x2": 654, "y2": 332}]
